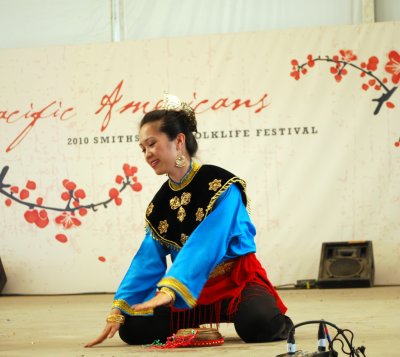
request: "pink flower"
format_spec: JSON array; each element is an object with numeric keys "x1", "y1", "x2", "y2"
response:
[
  {"x1": 55, "y1": 211, "x2": 82, "y2": 229},
  {"x1": 385, "y1": 50, "x2": 400, "y2": 84}
]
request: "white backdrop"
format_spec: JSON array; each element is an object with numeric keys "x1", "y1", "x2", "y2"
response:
[{"x1": 1, "y1": 21, "x2": 399, "y2": 294}]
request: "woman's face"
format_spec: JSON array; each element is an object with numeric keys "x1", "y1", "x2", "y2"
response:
[{"x1": 139, "y1": 121, "x2": 182, "y2": 177}]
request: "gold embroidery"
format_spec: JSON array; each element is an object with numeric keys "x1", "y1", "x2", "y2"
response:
[
  {"x1": 158, "y1": 276, "x2": 197, "y2": 308},
  {"x1": 177, "y1": 206, "x2": 186, "y2": 222},
  {"x1": 181, "y1": 192, "x2": 191, "y2": 205},
  {"x1": 209, "y1": 260, "x2": 237, "y2": 279},
  {"x1": 209, "y1": 179, "x2": 222, "y2": 191},
  {"x1": 146, "y1": 202, "x2": 154, "y2": 216},
  {"x1": 170, "y1": 196, "x2": 181, "y2": 209},
  {"x1": 180, "y1": 233, "x2": 189, "y2": 245},
  {"x1": 195, "y1": 207, "x2": 204, "y2": 221},
  {"x1": 112, "y1": 299, "x2": 154, "y2": 316},
  {"x1": 170, "y1": 192, "x2": 191, "y2": 222},
  {"x1": 158, "y1": 220, "x2": 169, "y2": 234},
  {"x1": 146, "y1": 221, "x2": 181, "y2": 251}
]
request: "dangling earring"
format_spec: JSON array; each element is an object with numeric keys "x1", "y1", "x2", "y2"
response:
[{"x1": 175, "y1": 154, "x2": 186, "y2": 168}]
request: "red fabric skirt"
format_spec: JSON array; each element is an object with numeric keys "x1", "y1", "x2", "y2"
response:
[{"x1": 172, "y1": 253, "x2": 287, "y2": 324}]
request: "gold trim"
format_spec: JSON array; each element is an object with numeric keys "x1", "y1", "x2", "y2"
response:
[
  {"x1": 205, "y1": 177, "x2": 248, "y2": 217},
  {"x1": 158, "y1": 276, "x2": 197, "y2": 308},
  {"x1": 112, "y1": 299, "x2": 154, "y2": 316},
  {"x1": 169, "y1": 160, "x2": 202, "y2": 191}
]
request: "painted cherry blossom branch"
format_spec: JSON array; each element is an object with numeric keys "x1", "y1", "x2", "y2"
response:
[
  {"x1": 290, "y1": 49, "x2": 400, "y2": 115},
  {"x1": 1, "y1": 163, "x2": 142, "y2": 229}
]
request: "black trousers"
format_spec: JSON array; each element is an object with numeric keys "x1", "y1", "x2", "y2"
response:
[{"x1": 119, "y1": 284, "x2": 293, "y2": 345}]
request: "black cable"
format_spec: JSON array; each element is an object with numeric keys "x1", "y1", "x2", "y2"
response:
[{"x1": 285, "y1": 319, "x2": 366, "y2": 357}]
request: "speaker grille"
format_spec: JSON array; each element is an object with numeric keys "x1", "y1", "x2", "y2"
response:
[{"x1": 328, "y1": 258, "x2": 362, "y2": 278}]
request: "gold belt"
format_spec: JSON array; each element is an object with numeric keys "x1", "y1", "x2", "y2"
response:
[{"x1": 209, "y1": 259, "x2": 237, "y2": 279}]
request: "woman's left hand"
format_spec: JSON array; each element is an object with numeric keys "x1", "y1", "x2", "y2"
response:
[{"x1": 133, "y1": 291, "x2": 172, "y2": 311}]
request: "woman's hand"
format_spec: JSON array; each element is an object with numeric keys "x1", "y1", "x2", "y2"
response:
[
  {"x1": 84, "y1": 310, "x2": 123, "y2": 348},
  {"x1": 133, "y1": 291, "x2": 173, "y2": 311}
]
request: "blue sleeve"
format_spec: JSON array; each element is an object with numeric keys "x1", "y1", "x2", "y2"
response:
[
  {"x1": 157, "y1": 183, "x2": 256, "y2": 309},
  {"x1": 112, "y1": 229, "x2": 169, "y2": 315}
]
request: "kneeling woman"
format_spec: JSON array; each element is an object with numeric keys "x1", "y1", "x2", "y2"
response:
[{"x1": 85, "y1": 96, "x2": 292, "y2": 347}]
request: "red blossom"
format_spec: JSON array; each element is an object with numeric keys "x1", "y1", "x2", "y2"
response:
[
  {"x1": 367, "y1": 56, "x2": 379, "y2": 71},
  {"x1": 334, "y1": 74, "x2": 342, "y2": 83},
  {"x1": 131, "y1": 182, "x2": 143, "y2": 192},
  {"x1": 109, "y1": 188, "x2": 119, "y2": 199},
  {"x1": 386, "y1": 101, "x2": 395, "y2": 109},
  {"x1": 98, "y1": 256, "x2": 106, "y2": 262},
  {"x1": 55, "y1": 234, "x2": 68, "y2": 243},
  {"x1": 78, "y1": 208, "x2": 88, "y2": 216},
  {"x1": 290, "y1": 70, "x2": 300, "y2": 80},
  {"x1": 5, "y1": 198, "x2": 12, "y2": 207},
  {"x1": 24, "y1": 209, "x2": 49, "y2": 228},
  {"x1": 36, "y1": 210, "x2": 49, "y2": 228},
  {"x1": 36, "y1": 197, "x2": 44, "y2": 205},
  {"x1": 340, "y1": 49, "x2": 357, "y2": 62},
  {"x1": 26, "y1": 180, "x2": 36, "y2": 190},
  {"x1": 115, "y1": 175, "x2": 124, "y2": 184},
  {"x1": 65, "y1": 181, "x2": 77, "y2": 191},
  {"x1": 385, "y1": 50, "x2": 400, "y2": 84},
  {"x1": 55, "y1": 211, "x2": 82, "y2": 229},
  {"x1": 10, "y1": 186, "x2": 19, "y2": 194},
  {"x1": 123, "y1": 164, "x2": 138, "y2": 177},
  {"x1": 24, "y1": 209, "x2": 38, "y2": 223},
  {"x1": 61, "y1": 191, "x2": 70, "y2": 201},
  {"x1": 75, "y1": 189, "x2": 86, "y2": 199},
  {"x1": 20, "y1": 189, "x2": 29, "y2": 200}
]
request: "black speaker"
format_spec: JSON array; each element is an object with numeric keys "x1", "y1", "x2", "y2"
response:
[
  {"x1": 0, "y1": 257, "x2": 7, "y2": 294},
  {"x1": 318, "y1": 241, "x2": 374, "y2": 288}
]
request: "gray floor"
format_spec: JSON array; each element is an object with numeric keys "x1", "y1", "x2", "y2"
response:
[{"x1": 1, "y1": 286, "x2": 398, "y2": 356}]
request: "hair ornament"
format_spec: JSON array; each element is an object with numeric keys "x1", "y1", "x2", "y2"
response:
[{"x1": 162, "y1": 93, "x2": 196, "y2": 130}]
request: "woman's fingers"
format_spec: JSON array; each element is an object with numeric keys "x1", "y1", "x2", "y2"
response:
[
  {"x1": 133, "y1": 292, "x2": 172, "y2": 311},
  {"x1": 84, "y1": 323, "x2": 119, "y2": 347}
]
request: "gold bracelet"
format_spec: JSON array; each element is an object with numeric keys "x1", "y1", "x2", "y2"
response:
[
  {"x1": 159, "y1": 287, "x2": 176, "y2": 304},
  {"x1": 106, "y1": 313, "x2": 125, "y2": 324}
]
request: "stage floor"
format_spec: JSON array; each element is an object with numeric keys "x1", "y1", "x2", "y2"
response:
[{"x1": 1, "y1": 286, "x2": 398, "y2": 356}]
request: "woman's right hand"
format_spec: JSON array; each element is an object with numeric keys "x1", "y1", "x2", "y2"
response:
[{"x1": 84, "y1": 310, "x2": 123, "y2": 348}]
